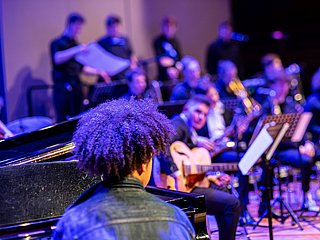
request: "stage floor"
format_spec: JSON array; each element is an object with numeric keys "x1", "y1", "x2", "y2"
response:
[{"x1": 208, "y1": 180, "x2": 320, "y2": 239}]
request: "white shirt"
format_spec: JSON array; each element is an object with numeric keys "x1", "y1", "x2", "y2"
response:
[{"x1": 207, "y1": 101, "x2": 226, "y2": 141}]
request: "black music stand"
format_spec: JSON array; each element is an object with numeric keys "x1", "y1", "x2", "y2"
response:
[
  {"x1": 240, "y1": 122, "x2": 291, "y2": 240},
  {"x1": 250, "y1": 112, "x2": 312, "y2": 145},
  {"x1": 251, "y1": 113, "x2": 313, "y2": 234},
  {"x1": 89, "y1": 80, "x2": 128, "y2": 107}
]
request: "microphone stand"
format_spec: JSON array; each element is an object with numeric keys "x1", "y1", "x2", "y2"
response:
[{"x1": 232, "y1": 109, "x2": 251, "y2": 240}]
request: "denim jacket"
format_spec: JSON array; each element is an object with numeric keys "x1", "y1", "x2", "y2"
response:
[{"x1": 53, "y1": 177, "x2": 195, "y2": 240}]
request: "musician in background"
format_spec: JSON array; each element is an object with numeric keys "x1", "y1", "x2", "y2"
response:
[
  {"x1": 50, "y1": 13, "x2": 87, "y2": 123},
  {"x1": 158, "y1": 95, "x2": 241, "y2": 240},
  {"x1": 97, "y1": 15, "x2": 138, "y2": 80},
  {"x1": 120, "y1": 68, "x2": 157, "y2": 101},
  {"x1": 50, "y1": 13, "x2": 108, "y2": 122},
  {"x1": 253, "y1": 53, "x2": 304, "y2": 105},
  {"x1": 195, "y1": 84, "x2": 234, "y2": 152},
  {"x1": 214, "y1": 60, "x2": 262, "y2": 139},
  {"x1": 170, "y1": 56, "x2": 202, "y2": 101},
  {"x1": 304, "y1": 68, "x2": 320, "y2": 143},
  {"x1": 195, "y1": 84, "x2": 255, "y2": 225},
  {"x1": 153, "y1": 16, "x2": 182, "y2": 82},
  {"x1": 214, "y1": 60, "x2": 252, "y2": 125},
  {"x1": 54, "y1": 99, "x2": 195, "y2": 240},
  {"x1": 257, "y1": 77, "x2": 318, "y2": 214},
  {"x1": 214, "y1": 60, "x2": 238, "y2": 99},
  {"x1": 206, "y1": 21, "x2": 242, "y2": 78}
]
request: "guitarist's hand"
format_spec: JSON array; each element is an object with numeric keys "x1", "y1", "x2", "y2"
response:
[
  {"x1": 207, "y1": 173, "x2": 230, "y2": 187},
  {"x1": 196, "y1": 136, "x2": 214, "y2": 151},
  {"x1": 172, "y1": 173, "x2": 188, "y2": 192}
]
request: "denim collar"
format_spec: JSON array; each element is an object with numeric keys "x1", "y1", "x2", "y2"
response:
[{"x1": 69, "y1": 177, "x2": 144, "y2": 210}]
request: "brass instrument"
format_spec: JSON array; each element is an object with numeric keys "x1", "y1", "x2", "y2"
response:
[{"x1": 228, "y1": 78, "x2": 261, "y2": 115}]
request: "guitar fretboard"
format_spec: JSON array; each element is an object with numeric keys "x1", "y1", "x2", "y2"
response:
[
  {"x1": 183, "y1": 162, "x2": 239, "y2": 175},
  {"x1": 199, "y1": 163, "x2": 239, "y2": 172}
]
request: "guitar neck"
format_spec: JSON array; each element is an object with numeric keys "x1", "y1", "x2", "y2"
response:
[
  {"x1": 183, "y1": 162, "x2": 239, "y2": 190},
  {"x1": 197, "y1": 162, "x2": 239, "y2": 173}
]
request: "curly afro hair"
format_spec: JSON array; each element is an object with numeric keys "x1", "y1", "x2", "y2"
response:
[{"x1": 73, "y1": 99, "x2": 174, "y2": 183}]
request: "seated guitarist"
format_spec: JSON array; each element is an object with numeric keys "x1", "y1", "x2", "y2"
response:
[
  {"x1": 156, "y1": 95, "x2": 241, "y2": 240},
  {"x1": 195, "y1": 83, "x2": 256, "y2": 225}
]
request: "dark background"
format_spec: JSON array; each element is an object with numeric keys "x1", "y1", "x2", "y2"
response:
[{"x1": 232, "y1": 0, "x2": 320, "y2": 96}]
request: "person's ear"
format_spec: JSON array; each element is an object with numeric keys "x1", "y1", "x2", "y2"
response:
[
  {"x1": 140, "y1": 163, "x2": 147, "y2": 174},
  {"x1": 136, "y1": 164, "x2": 147, "y2": 176}
]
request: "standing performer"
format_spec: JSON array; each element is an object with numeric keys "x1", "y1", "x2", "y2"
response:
[
  {"x1": 153, "y1": 16, "x2": 182, "y2": 82},
  {"x1": 50, "y1": 13, "x2": 107, "y2": 122},
  {"x1": 50, "y1": 13, "x2": 86, "y2": 122},
  {"x1": 97, "y1": 15, "x2": 138, "y2": 80},
  {"x1": 206, "y1": 21, "x2": 242, "y2": 78}
]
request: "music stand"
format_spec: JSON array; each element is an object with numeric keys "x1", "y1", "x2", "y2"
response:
[
  {"x1": 89, "y1": 80, "x2": 128, "y2": 107},
  {"x1": 240, "y1": 122, "x2": 290, "y2": 240},
  {"x1": 250, "y1": 112, "x2": 312, "y2": 145},
  {"x1": 251, "y1": 113, "x2": 313, "y2": 234}
]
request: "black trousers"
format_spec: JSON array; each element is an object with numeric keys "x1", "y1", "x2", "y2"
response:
[
  {"x1": 53, "y1": 83, "x2": 83, "y2": 123},
  {"x1": 213, "y1": 150, "x2": 250, "y2": 211},
  {"x1": 259, "y1": 148, "x2": 313, "y2": 198},
  {"x1": 192, "y1": 185, "x2": 241, "y2": 240}
]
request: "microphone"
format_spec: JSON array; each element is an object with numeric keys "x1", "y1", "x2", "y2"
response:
[
  {"x1": 242, "y1": 78, "x2": 266, "y2": 88},
  {"x1": 231, "y1": 32, "x2": 249, "y2": 42},
  {"x1": 285, "y1": 63, "x2": 300, "y2": 75},
  {"x1": 256, "y1": 88, "x2": 276, "y2": 97},
  {"x1": 162, "y1": 42, "x2": 178, "y2": 58}
]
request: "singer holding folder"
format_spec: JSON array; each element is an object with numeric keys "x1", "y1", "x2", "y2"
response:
[
  {"x1": 97, "y1": 15, "x2": 138, "y2": 81},
  {"x1": 50, "y1": 13, "x2": 109, "y2": 122}
]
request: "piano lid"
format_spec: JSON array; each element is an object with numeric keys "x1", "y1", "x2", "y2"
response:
[{"x1": 0, "y1": 118, "x2": 79, "y2": 166}]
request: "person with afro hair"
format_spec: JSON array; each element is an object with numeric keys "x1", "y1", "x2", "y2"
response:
[{"x1": 53, "y1": 99, "x2": 195, "y2": 240}]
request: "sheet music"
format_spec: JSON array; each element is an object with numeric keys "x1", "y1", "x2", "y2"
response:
[
  {"x1": 291, "y1": 112, "x2": 312, "y2": 142},
  {"x1": 75, "y1": 42, "x2": 130, "y2": 76},
  {"x1": 239, "y1": 125, "x2": 273, "y2": 175}
]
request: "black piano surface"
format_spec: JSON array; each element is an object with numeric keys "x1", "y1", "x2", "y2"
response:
[
  {"x1": 0, "y1": 118, "x2": 208, "y2": 239},
  {"x1": 0, "y1": 101, "x2": 186, "y2": 166},
  {"x1": 0, "y1": 118, "x2": 79, "y2": 167}
]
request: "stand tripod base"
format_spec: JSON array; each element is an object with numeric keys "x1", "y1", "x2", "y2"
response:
[{"x1": 253, "y1": 197, "x2": 304, "y2": 231}]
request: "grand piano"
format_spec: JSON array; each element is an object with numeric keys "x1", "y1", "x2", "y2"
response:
[{"x1": 0, "y1": 118, "x2": 208, "y2": 239}]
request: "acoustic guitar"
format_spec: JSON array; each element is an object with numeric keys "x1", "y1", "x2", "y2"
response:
[{"x1": 155, "y1": 141, "x2": 239, "y2": 192}]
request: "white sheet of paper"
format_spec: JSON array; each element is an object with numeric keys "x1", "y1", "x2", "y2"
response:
[
  {"x1": 291, "y1": 112, "x2": 312, "y2": 142},
  {"x1": 75, "y1": 42, "x2": 130, "y2": 76},
  {"x1": 239, "y1": 125, "x2": 273, "y2": 175}
]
